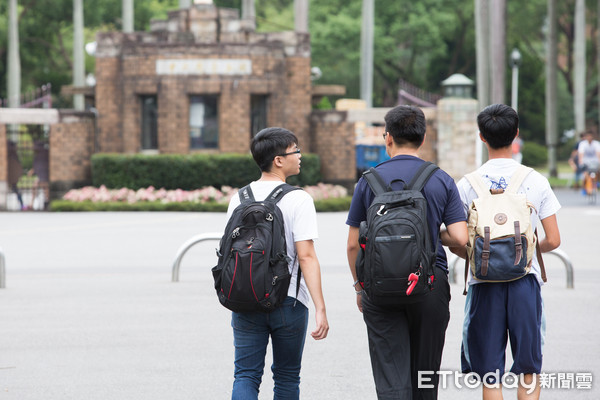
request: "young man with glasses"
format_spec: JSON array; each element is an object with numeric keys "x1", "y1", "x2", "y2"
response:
[
  {"x1": 346, "y1": 105, "x2": 468, "y2": 399},
  {"x1": 224, "y1": 127, "x2": 329, "y2": 400}
]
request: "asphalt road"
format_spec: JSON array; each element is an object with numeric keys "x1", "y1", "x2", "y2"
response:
[{"x1": 0, "y1": 188, "x2": 598, "y2": 399}]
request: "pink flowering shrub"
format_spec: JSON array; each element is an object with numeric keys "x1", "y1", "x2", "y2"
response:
[{"x1": 62, "y1": 184, "x2": 347, "y2": 204}]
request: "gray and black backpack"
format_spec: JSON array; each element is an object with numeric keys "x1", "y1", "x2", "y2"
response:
[
  {"x1": 356, "y1": 162, "x2": 439, "y2": 305},
  {"x1": 212, "y1": 183, "x2": 300, "y2": 313}
]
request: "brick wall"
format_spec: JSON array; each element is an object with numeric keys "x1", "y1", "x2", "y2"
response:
[
  {"x1": 95, "y1": 53, "x2": 123, "y2": 153},
  {"x1": 310, "y1": 111, "x2": 356, "y2": 187},
  {"x1": 49, "y1": 111, "x2": 96, "y2": 193}
]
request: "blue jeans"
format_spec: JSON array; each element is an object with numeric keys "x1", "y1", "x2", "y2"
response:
[{"x1": 231, "y1": 297, "x2": 309, "y2": 400}]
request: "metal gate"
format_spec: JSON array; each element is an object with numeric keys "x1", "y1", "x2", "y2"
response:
[{"x1": 6, "y1": 124, "x2": 50, "y2": 211}]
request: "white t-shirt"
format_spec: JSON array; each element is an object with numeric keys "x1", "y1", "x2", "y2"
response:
[
  {"x1": 456, "y1": 158, "x2": 561, "y2": 286},
  {"x1": 578, "y1": 140, "x2": 600, "y2": 169},
  {"x1": 227, "y1": 181, "x2": 319, "y2": 308}
]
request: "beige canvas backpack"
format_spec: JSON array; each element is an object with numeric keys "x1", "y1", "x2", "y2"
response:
[{"x1": 463, "y1": 165, "x2": 546, "y2": 293}]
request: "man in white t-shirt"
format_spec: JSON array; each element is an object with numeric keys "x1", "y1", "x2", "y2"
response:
[
  {"x1": 451, "y1": 104, "x2": 561, "y2": 400},
  {"x1": 225, "y1": 127, "x2": 329, "y2": 400}
]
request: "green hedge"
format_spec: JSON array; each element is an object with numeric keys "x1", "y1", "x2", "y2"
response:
[
  {"x1": 91, "y1": 153, "x2": 322, "y2": 190},
  {"x1": 522, "y1": 142, "x2": 548, "y2": 167},
  {"x1": 50, "y1": 197, "x2": 352, "y2": 212}
]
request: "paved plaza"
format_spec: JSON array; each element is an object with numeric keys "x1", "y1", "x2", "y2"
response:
[{"x1": 0, "y1": 188, "x2": 598, "y2": 399}]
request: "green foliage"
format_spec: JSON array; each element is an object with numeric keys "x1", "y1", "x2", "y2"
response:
[
  {"x1": 91, "y1": 153, "x2": 321, "y2": 189},
  {"x1": 50, "y1": 196, "x2": 351, "y2": 212},
  {"x1": 522, "y1": 141, "x2": 548, "y2": 167},
  {"x1": 313, "y1": 197, "x2": 352, "y2": 212},
  {"x1": 313, "y1": 96, "x2": 333, "y2": 110},
  {"x1": 0, "y1": 0, "x2": 593, "y2": 145},
  {"x1": 50, "y1": 200, "x2": 228, "y2": 212}
]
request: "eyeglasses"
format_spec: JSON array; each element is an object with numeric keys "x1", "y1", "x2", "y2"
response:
[
  {"x1": 277, "y1": 148, "x2": 301, "y2": 157},
  {"x1": 382, "y1": 132, "x2": 388, "y2": 140}
]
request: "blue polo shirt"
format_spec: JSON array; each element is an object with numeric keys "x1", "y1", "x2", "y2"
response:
[{"x1": 346, "y1": 155, "x2": 466, "y2": 272}]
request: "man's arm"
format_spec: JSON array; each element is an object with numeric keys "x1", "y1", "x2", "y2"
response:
[
  {"x1": 442, "y1": 221, "x2": 468, "y2": 259},
  {"x1": 296, "y1": 239, "x2": 329, "y2": 340},
  {"x1": 539, "y1": 214, "x2": 561, "y2": 252},
  {"x1": 346, "y1": 226, "x2": 363, "y2": 312}
]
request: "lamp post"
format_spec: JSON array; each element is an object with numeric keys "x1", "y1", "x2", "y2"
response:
[{"x1": 510, "y1": 48, "x2": 522, "y2": 111}]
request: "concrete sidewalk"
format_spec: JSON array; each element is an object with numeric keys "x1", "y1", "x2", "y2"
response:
[{"x1": 0, "y1": 192, "x2": 598, "y2": 399}]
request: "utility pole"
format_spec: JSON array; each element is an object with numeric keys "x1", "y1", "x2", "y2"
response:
[
  {"x1": 73, "y1": 0, "x2": 85, "y2": 110},
  {"x1": 574, "y1": 0, "x2": 586, "y2": 134},
  {"x1": 294, "y1": 0, "x2": 309, "y2": 33},
  {"x1": 7, "y1": 0, "x2": 20, "y2": 109},
  {"x1": 360, "y1": 0, "x2": 374, "y2": 108},
  {"x1": 489, "y1": 0, "x2": 506, "y2": 105},
  {"x1": 123, "y1": 0, "x2": 134, "y2": 33},
  {"x1": 179, "y1": 0, "x2": 191, "y2": 8},
  {"x1": 546, "y1": 0, "x2": 558, "y2": 178},
  {"x1": 475, "y1": 0, "x2": 490, "y2": 109}
]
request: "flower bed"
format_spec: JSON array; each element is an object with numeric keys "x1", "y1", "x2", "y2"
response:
[{"x1": 52, "y1": 184, "x2": 352, "y2": 212}]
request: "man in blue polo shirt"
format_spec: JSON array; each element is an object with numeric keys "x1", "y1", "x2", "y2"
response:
[{"x1": 346, "y1": 105, "x2": 467, "y2": 400}]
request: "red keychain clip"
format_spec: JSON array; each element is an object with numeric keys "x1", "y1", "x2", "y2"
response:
[{"x1": 406, "y1": 272, "x2": 419, "y2": 296}]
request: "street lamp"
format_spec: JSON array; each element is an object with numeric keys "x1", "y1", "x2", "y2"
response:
[{"x1": 510, "y1": 48, "x2": 522, "y2": 111}]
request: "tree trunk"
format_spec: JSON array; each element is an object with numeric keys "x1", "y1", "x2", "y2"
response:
[
  {"x1": 546, "y1": 0, "x2": 558, "y2": 178},
  {"x1": 574, "y1": 0, "x2": 586, "y2": 134}
]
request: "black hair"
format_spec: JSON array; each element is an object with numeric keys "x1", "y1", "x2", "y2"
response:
[
  {"x1": 384, "y1": 105, "x2": 426, "y2": 148},
  {"x1": 250, "y1": 127, "x2": 298, "y2": 172},
  {"x1": 477, "y1": 104, "x2": 519, "y2": 149}
]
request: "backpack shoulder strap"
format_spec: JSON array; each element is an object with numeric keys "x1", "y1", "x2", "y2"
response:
[
  {"x1": 265, "y1": 183, "x2": 301, "y2": 205},
  {"x1": 464, "y1": 171, "x2": 490, "y2": 198},
  {"x1": 238, "y1": 185, "x2": 255, "y2": 203},
  {"x1": 362, "y1": 168, "x2": 388, "y2": 196},
  {"x1": 506, "y1": 165, "x2": 533, "y2": 194},
  {"x1": 406, "y1": 161, "x2": 439, "y2": 191}
]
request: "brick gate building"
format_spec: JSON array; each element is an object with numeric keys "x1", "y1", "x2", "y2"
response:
[{"x1": 94, "y1": 3, "x2": 354, "y2": 180}]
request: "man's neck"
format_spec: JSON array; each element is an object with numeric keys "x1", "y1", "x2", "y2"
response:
[
  {"x1": 486, "y1": 146, "x2": 512, "y2": 160},
  {"x1": 259, "y1": 171, "x2": 286, "y2": 182},
  {"x1": 388, "y1": 146, "x2": 420, "y2": 159}
]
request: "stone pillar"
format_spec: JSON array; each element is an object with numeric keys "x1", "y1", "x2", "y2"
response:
[{"x1": 436, "y1": 98, "x2": 479, "y2": 180}]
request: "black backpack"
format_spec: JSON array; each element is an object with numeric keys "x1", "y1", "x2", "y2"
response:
[
  {"x1": 212, "y1": 183, "x2": 301, "y2": 313},
  {"x1": 355, "y1": 162, "x2": 439, "y2": 305}
]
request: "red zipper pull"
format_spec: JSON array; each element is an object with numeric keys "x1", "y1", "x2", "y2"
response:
[{"x1": 406, "y1": 273, "x2": 419, "y2": 296}]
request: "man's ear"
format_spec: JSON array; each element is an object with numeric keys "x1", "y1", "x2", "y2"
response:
[
  {"x1": 272, "y1": 155, "x2": 284, "y2": 168},
  {"x1": 479, "y1": 132, "x2": 487, "y2": 143}
]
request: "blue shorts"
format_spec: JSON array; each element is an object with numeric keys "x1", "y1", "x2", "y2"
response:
[{"x1": 461, "y1": 274, "x2": 543, "y2": 382}]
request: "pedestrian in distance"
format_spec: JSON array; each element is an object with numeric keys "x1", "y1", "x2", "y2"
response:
[
  {"x1": 346, "y1": 105, "x2": 468, "y2": 400},
  {"x1": 221, "y1": 127, "x2": 329, "y2": 400},
  {"x1": 451, "y1": 104, "x2": 561, "y2": 400}
]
